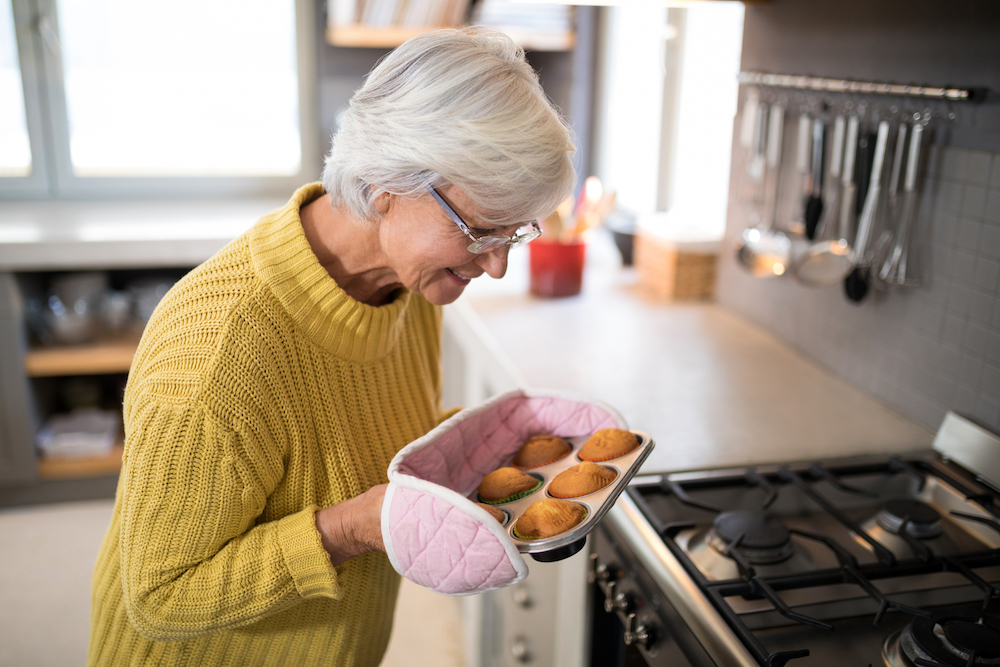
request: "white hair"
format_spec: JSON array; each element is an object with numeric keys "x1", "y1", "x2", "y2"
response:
[{"x1": 322, "y1": 27, "x2": 576, "y2": 225}]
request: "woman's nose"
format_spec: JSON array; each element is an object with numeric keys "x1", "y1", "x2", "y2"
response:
[{"x1": 475, "y1": 245, "x2": 509, "y2": 279}]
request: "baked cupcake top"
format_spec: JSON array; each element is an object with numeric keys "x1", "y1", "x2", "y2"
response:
[
  {"x1": 477, "y1": 467, "x2": 542, "y2": 504},
  {"x1": 548, "y1": 462, "x2": 617, "y2": 499},
  {"x1": 512, "y1": 434, "x2": 572, "y2": 469},
  {"x1": 578, "y1": 428, "x2": 639, "y2": 462},
  {"x1": 513, "y1": 498, "x2": 587, "y2": 539},
  {"x1": 476, "y1": 503, "x2": 507, "y2": 524}
]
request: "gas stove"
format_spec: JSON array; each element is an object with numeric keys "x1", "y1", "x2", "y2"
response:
[{"x1": 590, "y1": 412, "x2": 1000, "y2": 667}]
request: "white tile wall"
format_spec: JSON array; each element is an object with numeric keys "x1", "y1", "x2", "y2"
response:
[{"x1": 718, "y1": 137, "x2": 1000, "y2": 435}]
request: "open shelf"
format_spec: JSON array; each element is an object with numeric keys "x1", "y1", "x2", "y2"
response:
[
  {"x1": 37, "y1": 433, "x2": 124, "y2": 480},
  {"x1": 25, "y1": 338, "x2": 139, "y2": 377},
  {"x1": 326, "y1": 24, "x2": 575, "y2": 51},
  {"x1": 327, "y1": 24, "x2": 441, "y2": 48}
]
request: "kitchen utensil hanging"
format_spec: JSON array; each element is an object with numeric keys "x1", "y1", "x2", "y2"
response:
[
  {"x1": 804, "y1": 117, "x2": 826, "y2": 240},
  {"x1": 735, "y1": 103, "x2": 793, "y2": 278},
  {"x1": 789, "y1": 111, "x2": 812, "y2": 237},
  {"x1": 793, "y1": 113, "x2": 855, "y2": 287},
  {"x1": 735, "y1": 71, "x2": 985, "y2": 298},
  {"x1": 844, "y1": 119, "x2": 890, "y2": 302},
  {"x1": 879, "y1": 118, "x2": 925, "y2": 287}
]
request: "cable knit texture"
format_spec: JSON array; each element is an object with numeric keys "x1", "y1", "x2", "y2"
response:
[{"x1": 88, "y1": 183, "x2": 444, "y2": 667}]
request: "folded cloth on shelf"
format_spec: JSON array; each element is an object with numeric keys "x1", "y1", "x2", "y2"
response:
[
  {"x1": 36, "y1": 408, "x2": 119, "y2": 459},
  {"x1": 381, "y1": 388, "x2": 626, "y2": 595}
]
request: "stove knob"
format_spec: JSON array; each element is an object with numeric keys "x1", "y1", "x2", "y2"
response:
[
  {"x1": 623, "y1": 612, "x2": 657, "y2": 650},
  {"x1": 588, "y1": 554, "x2": 610, "y2": 584},
  {"x1": 512, "y1": 585, "x2": 533, "y2": 609},
  {"x1": 510, "y1": 636, "x2": 532, "y2": 663},
  {"x1": 602, "y1": 581, "x2": 633, "y2": 614}
]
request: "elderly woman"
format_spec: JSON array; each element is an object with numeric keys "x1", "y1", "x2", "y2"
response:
[{"x1": 87, "y1": 27, "x2": 574, "y2": 667}]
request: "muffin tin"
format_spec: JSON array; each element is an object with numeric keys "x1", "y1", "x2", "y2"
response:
[{"x1": 472, "y1": 430, "x2": 654, "y2": 560}]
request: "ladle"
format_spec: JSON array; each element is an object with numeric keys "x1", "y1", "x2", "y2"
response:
[
  {"x1": 793, "y1": 114, "x2": 855, "y2": 287},
  {"x1": 736, "y1": 103, "x2": 792, "y2": 277}
]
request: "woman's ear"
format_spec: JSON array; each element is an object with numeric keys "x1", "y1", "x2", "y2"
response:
[{"x1": 372, "y1": 190, "x2": 392, "y2": 217}]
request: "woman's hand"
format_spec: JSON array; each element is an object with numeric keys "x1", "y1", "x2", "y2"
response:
[{"x1": 314, "y1": 484, "x2": 387, "y2": 567}]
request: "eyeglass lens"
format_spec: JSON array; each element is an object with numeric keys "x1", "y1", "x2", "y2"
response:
[{"x1": 469, "y1": 224, "x2": 540, "y2": 253}]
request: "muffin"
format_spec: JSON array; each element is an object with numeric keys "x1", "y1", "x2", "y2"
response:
[
  {"x1": 579, "y1": 428, "x2": 639, "y2": 462},
  {"x1": 477, "y1": 467, "x2": 542, "y2": 504},
  {"x1": 476, "y1": 503, "x2": 508, "y2": 525},
  {"x1": 512, "y1": 434, "x2": 572, "y2": 469},
  {"x1": 513, "y1": 498, "x2": 587, "y2": 539},
  {"x1": 548, "y1": 462, "x2": 617, "y2": 498}
]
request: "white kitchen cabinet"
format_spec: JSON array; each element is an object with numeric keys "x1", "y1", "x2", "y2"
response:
[
  {"x1": 0, "y1": 273, "x2": 37, "y2": 487},
  {"x1": 441, "y1": 302, "x2": 589, "y2": 667}
]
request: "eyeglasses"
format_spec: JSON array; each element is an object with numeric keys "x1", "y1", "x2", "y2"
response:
[{"x1": 427, "y1": 187, "x2": 542, "y2": 254}]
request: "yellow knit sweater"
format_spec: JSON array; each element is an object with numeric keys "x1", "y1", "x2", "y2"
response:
[{"x1": 88, "y1": 184, "x2": 444, "y2": 667}]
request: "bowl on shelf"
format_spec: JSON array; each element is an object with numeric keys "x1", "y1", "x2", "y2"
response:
[{"x1": 41, "y1": 272, "x2": 109, "y2": 345}]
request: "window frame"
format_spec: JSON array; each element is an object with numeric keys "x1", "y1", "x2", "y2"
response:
[
  {"x1": 3, "y1": 0, "x2": 320, "y2": 200},
  {"x1": 593, "y1": 2, "x2": 744, "y2": 235},
  {"x1": 4, "y1": 0, "x2": 51, "y2": 197}
]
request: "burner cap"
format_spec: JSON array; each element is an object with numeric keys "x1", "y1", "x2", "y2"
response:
[
  {"x1": 876, "y1": 499, "x2": 942, "y2": 538},
  {"x1": 713, "y1": 511, "x2": 790, "y2": 550},
  {"x1": 706, "y1": 511, "x2": 795, "y2": 565},
  {"x1": 907, "y1": 614, "x2": 1000, "y2": 665}
]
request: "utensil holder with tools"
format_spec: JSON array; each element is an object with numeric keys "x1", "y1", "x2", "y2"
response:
[
  {"x1": 733, "y1": 71, "x2": 984, "y2": 303},
  {"x1": 531, "y1": 176, "x2": 616, "y2": 299}
]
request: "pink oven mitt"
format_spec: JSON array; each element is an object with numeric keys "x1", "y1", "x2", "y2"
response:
[{"x1": 380, "y1": 388, "x2": 627, "y2": 596}]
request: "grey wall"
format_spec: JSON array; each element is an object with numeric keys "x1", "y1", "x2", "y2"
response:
[
  {"x1": 738, "y1": 0, "x2": 1000, "y2": 152},
  {"x1": 716, "y1": 0, "x2": 1000, "y2": 435}
]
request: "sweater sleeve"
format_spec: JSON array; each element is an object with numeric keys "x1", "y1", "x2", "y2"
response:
[
  {"x1": 118, "y1": 396, "x2": 341, "y2": 641},
  {"x1": 438, "y1": 406, "x2": 463, "y2": 424}
]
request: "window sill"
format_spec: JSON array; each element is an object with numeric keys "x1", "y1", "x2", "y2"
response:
[{"x1": 0, "y1": 198, "x2": 285, "y2": 271}]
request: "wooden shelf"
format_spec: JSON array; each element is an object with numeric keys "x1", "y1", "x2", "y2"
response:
[
  {"x1": 327, "y1": 24, "x2": 441, "y2": 48},
  {"x1": 326, "y1": 24, "x2": 574, "y2": 51},
  {"x1": 25, "y1": 338, "x2": 139, "y2": 377},
  {"x1": 37, "y1": 435, "x2": 124, "y2": 481}
]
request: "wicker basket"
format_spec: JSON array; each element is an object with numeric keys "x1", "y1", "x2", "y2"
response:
[{"x1": 634, "y1": 227, "x2": 718, "y2": 300}]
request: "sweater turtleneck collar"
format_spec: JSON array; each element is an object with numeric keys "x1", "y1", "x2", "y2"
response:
[{"x1": 248, "y1": 183, "x2": 415, "y2": 363}]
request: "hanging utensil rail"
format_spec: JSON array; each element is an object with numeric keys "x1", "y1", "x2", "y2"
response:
[{"x1": 737, "y1": 71, "x2": 986, "y2": 102}]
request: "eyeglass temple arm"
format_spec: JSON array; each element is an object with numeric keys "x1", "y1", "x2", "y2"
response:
[{"x1": 427, "y1": 187, "x2": 473, "y2": 234}]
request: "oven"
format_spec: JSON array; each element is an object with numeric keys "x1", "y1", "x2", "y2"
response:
[{"x1": 587, "y1": 412, "x2": 1000, "y2": 667}]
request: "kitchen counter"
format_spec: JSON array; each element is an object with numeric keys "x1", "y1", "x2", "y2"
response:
[{"x1": 451, "y1": 229, "x2": 934, "y2": 474}]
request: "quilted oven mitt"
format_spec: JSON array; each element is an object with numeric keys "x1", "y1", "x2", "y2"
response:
[{"x1": 380, "y1": 388, "x2": 627, "y2": 596}]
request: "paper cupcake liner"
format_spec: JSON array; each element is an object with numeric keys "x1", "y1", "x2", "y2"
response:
[{"x1": 478, "y1": 478, "x2": 543, "y2": 505}]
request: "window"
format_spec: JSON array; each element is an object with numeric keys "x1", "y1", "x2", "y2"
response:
[
  {"x1": 594, "y1": 1, "x2": 744, "y2": 238},
  {"x1": 0, "y1": 0, "x2": 31, "y2": 177},
  {"x1": 1, "y1": 0, "x2": 318, "y2": 199}
]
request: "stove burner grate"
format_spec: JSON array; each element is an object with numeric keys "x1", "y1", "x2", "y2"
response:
[
  {"x1": 626, "y1": 455, "x2": 1000, "y2": 667},
  {"x1": 888, "y1": 613, "x2": 1000, "y2": 667}
]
